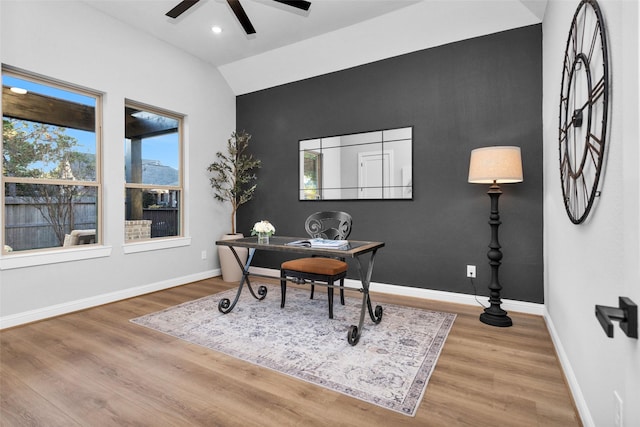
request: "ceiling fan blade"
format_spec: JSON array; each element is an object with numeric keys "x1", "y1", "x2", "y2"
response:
[
  {"x1": 166, "y1": 0, "x2": 201, "y2": 18},
  {"x1": 227, "y1": 0, "x2": 256, "y2": 34},
  {"x1": 272, "y1": 0, "x2": 311, "y2": 11}
]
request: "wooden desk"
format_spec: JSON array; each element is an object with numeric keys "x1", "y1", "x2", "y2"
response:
[{"x1": 215, "y1": 236, "x2": 385, "y2": 345}]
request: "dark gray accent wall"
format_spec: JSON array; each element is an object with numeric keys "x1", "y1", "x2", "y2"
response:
[{"x1": 236, "y1": 24, "x2": 543, "y2": 303}]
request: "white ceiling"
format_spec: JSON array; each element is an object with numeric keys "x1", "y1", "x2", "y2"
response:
[
  {"x1": 84, "y1": 0, "x2": 421, "y2": 67},
  {"x1": 83, "y1": 0, "x2": 547, "y2": 94}
]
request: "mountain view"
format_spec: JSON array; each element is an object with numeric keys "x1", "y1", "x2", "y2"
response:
[{"x1": 141, "y1": 159, "x2": 179, "y2": 186}]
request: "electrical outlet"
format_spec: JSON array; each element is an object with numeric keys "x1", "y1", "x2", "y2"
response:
[
  {"x1": 466, "y1": 265, "x2": 476, "y2": 278},
  {"x1": 201, "y1": 250, "x2": 207, "y2": 260},
  {"x1": 614, "y1": 391, "x2": 623, "y2": 427}
]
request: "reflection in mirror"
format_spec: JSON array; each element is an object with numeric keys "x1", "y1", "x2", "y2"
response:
[{"x1": 299, "y1": 126, "x2": 412, "y2": 200}]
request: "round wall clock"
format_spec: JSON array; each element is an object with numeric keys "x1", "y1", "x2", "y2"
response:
[{"x1": 559, "y1": 0, "x2": 609, "y2": 224}]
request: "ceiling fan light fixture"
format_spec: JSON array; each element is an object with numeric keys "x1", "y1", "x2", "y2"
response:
[{"x1": 166, "y1": 0, "x2": 311, "y2": 36}]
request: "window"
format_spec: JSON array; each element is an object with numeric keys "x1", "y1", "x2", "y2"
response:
[
  {"x1": 302, "y1": 150, "x2": 323, "y2": 200},
  {"x1": 2, "y1": 67, "x2": 101, "y2": 253},
  {"x1": 124, "y1": 101, "x2": 182, "y2": 241}
]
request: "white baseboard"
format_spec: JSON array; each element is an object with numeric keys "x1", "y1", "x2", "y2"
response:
[
  {"x1": 368, "y1": 281, "x2": 544, "y2": 315},
  {"x1": 0, "y1": 269, "x2": 220, "y2": 330},
  {"x1": 249, "y1": 267, "x2": 544, "y2": 316},
  {"x1": 543, "y1": 309, "x2": 593, "y2": 427},
  {"x1": 249, "y1": 266, "x2": 544, "y2": 315}
]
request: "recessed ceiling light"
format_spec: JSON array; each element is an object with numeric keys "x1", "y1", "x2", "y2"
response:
[
  {"x1": 211, "y1": 26, "x2": 222, "y2": 34},
  {"x1": 10, "y1": 87, "x2": 27, "y2": 95}
]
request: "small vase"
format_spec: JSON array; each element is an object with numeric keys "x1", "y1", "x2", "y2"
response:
[{"x1": 257, "y1": 233, "x2": 269, "y2": 244}]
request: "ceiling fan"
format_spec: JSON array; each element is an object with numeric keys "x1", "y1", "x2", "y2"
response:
[{"x1": 166, "y1": 0, "x2": 312, "y2": 35}]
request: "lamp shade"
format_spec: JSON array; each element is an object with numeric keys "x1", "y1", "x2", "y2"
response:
[{"x1": 468, "y1": 146, "x2": 523, "y2": 184}]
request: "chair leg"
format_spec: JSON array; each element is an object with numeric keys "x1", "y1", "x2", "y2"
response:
[
  {"x1": 327, "y1": 278, "x2": 334, "y2": 319},
  {"x1": 310, "y1": 283, "x2": 315, "y2": 300},
  {"x1": 280, "y1": 270, "x2": 287, "y2": 309},
  {"x1": 339, "y1": 278, "x2": 345, "y2": 305}
]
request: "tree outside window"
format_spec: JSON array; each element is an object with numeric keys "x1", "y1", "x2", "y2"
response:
[{"x1": 2, "y1": 69, "x2": 100, "y2": 252}]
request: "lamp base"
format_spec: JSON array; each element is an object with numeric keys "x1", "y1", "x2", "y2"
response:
[{"x1": 480, "y1": 309, "x2": 513, "y2": 327}]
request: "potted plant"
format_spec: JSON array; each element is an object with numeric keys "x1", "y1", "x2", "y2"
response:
[
  {"x1": 251, "y1": 220, "x2": 276, "y2": 244},
  {"x1": 208, "y1": 130, "x2": 261, "y2": 282}
]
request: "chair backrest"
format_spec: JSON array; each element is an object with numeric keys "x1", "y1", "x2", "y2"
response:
[{"x1": 304, "y1": 211, "x2": 352, "y2": 240}]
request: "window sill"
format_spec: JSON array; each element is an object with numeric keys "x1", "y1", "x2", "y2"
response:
[
  {"x1": 0, "y1": 238, "x2": 193, "y2": 269},
  {"x1": 0, "y1": 245, "x2": 113, "y2": 270},
  {"x1": 123, "y1": 236, "x2": 191, "y2": 254}
]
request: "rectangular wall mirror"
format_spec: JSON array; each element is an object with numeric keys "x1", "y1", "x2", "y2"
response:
[{"x1": 299, "y1": 126, "x2": 413, "y2": 200}]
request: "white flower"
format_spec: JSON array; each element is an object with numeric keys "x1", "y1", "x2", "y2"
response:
[{"x1": 251, "y1": 220, "x2": 275, "y2": 236}]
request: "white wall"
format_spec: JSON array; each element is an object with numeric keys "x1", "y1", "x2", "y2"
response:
[
  {"x1": 220, "y1": 0, "x2": 544, "y2": 95},
  {"x1": 0, "y1": 1, "x2": 235, "y2": 326},
  {"x1": 543, "y1": 1, "x2": 639, "y2": 426}
]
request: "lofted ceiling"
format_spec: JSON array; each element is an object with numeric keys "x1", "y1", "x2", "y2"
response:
[
  {"x1": 84, "y1": 0, "x2": 421, "y2": 67},
  {"x1": 83, "y1": 0, "x2": 547, "y2": 94}
]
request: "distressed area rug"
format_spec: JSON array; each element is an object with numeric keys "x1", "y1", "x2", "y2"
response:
[{"x1": 131, "y1": 284, "x2": 455, "y2": 416}]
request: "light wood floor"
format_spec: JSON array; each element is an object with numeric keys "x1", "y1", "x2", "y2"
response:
[{"x1": 1, "y1": 277, "x2": 581, "y2": 426}]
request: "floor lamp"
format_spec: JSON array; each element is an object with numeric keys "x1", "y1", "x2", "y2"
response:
[{"x1": 468, "y1": 146, "x2": 523, "y2": 327}]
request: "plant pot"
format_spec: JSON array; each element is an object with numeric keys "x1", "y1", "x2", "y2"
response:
[{"x1": 218, "y1": 233, "x2": 249, "y2": 283}]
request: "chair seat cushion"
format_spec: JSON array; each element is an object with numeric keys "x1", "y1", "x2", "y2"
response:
[{"x1": 282, "y1": 257, "x2": 347, "y2": 276}]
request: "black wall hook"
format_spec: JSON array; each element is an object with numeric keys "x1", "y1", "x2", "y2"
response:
[{"x1": 595, "y1": 297, "x2": 638, "y2": 339}]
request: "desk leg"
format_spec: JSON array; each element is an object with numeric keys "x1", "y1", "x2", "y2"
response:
[
  {"x1": 218, "y1": 248, "x2": 267, "y2": 314},
  {"x1": 347, "y1": 249, "x2": 383, "y2": 346}
]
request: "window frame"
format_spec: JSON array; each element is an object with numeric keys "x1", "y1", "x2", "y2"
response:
[
  {"x1": 124, "y1": 99, "x2": 184, "y2": 243},
  {"x1": 2, "y1": 65, "x2": 103, "y2": 255}
]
